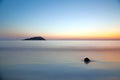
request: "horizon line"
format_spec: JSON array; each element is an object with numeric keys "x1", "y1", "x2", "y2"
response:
[{"x1": 0, "y1": 38, "x2": 120, "y2": 41}]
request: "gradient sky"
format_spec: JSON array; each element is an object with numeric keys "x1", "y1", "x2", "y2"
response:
[{"x1": 0, "y1": 0, "x2": 120, "y2": 40}]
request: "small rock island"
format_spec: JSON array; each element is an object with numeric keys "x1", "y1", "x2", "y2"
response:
[
  {"x1": 24, "y1": 36, "x2": 45, "y2": 40},
  {"x1": 84, "y1": 57, "x2": 91, "y2": 64}
]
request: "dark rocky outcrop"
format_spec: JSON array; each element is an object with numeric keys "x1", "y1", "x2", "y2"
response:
[
  {"x1": 24, "y1": 36, "x2": 45, "y2": 40},
  {"x1": 84, "y1": 57, "x2": 90, "y2": 64}
]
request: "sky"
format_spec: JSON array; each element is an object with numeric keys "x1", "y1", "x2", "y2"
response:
[{"x1": 0, "y1": 0, "x2": 120, "y2": 40}]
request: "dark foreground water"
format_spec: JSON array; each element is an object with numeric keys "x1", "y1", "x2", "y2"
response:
[{"x1": 0, "y1": 40, "x2": 120, "y2": 80}]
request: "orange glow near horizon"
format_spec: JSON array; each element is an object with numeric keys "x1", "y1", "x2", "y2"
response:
[
  {"x1": 43, "y1": 31, "x2": 120, "y2": 40},
  {"x1": 0, "y1": 31, "x2": 120, "y2": 40}
]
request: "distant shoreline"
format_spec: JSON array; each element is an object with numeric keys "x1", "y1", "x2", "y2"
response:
[{"x1": 23, "y1": 36, "x2": 45, "y2": 40}]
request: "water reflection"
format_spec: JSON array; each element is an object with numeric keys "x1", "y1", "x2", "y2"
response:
[{"x1": 0, "y1": 41, "x2": 120, "y2": 80}]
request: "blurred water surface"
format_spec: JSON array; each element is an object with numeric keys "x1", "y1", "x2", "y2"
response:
[{"x1": 0, "y1": 40, "x2": 120, "y2": 80}]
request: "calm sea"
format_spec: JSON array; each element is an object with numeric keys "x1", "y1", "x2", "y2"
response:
[{"x1": 0, "y1": 40, "x2": 120, "y2": 80}]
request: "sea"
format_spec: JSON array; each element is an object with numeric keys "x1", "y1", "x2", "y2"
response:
[{"x1": 0, "y1": 40, "x2": 120, "y2": 80}]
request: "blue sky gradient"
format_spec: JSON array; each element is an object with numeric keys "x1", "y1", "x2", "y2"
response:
[{"x1": 0, "y1": 0, "x2": 120, "y2": 40}]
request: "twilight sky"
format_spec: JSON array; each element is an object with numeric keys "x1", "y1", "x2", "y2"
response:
[{"x1": 0, "y1": 0, "x2": 120, "y2": 40}]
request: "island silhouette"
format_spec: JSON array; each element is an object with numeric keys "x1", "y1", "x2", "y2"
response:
[{"x1": 24, "y1": 36, "x2": 45, "y2": 40}]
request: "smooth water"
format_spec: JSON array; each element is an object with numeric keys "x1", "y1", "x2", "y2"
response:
[{"x1": 0, "y1": 40, "x2": 120, "y2": 80}]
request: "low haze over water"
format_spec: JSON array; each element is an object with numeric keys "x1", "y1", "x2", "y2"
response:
[{"x1": 0, "y1": 40, "x2": 120, "y2": 80}]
